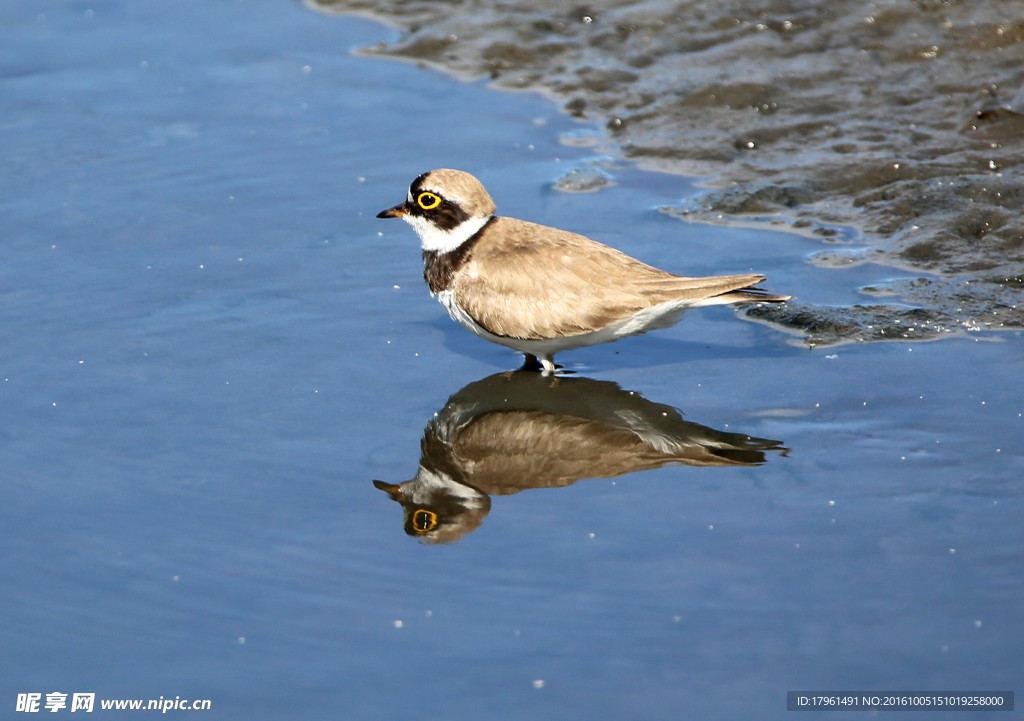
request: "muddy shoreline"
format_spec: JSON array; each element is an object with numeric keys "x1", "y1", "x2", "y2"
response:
[{"x1": 313, "y1": 0, "x2": 1023, "y2": 344}]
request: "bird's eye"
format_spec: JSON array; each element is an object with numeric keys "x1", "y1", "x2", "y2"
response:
[
  {"x1": 417, "y1": 192, "x2": 442, "y2": 210},
  {"x1": 412, "y1": 509, "x2": 438, "y2": 533}
]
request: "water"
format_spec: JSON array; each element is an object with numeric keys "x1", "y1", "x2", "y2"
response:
[{"x1": 2, "y1": 0, "x2": 1021, "y2": 719}]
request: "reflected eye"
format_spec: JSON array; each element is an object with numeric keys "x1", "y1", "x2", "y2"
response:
[
  {"x1": 411, "y1": 509, "x2": 438, "y2": 533},
  {"x1": 416, "y1": 192, "x2": 442, "y2": 210}
]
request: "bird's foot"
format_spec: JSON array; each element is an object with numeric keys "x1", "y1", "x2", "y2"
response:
[
  {"x1": 521, "y1": 354, "x2": 562, "y2": 374},
  {"x1": 520, "y1": 354, "x2": 543, "y2": 372}
]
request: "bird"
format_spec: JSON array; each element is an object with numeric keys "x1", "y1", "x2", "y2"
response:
[
  {"x1": 374, "y1": 370, "x2": 785, "y2": 543},
  {"x1": 377, "y1": 169, "x2": 789, "y2": 372}
]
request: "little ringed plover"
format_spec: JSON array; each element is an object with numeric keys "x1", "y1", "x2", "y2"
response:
[{"x1": 378, "y1": 169, "x2": 789, "y2": 372}]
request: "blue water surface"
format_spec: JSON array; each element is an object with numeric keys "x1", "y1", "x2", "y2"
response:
[{"x1": 2, "y1": 0, "x2": 1021, "y2": 719}]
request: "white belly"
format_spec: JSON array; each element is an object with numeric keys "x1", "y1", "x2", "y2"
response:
[{"x1": 435, "y1": 289, "x2": 696, "y2": 358}]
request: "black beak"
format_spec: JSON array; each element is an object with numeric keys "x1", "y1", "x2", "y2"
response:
[
  {"x1": 373, "y1": 480, "x2": 405, "y2": 501},
  {"x1": 376, "y1": 203, "x2": 407, "y2": 219}
]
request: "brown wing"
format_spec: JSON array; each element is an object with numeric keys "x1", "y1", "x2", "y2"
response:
[{"x1": 454, "y1": 217, "x2": 768, "y2": 340}]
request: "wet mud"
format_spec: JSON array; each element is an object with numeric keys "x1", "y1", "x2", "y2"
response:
[{"x1": 312, "y1": 0, "x2": 1023, "y2": 344}]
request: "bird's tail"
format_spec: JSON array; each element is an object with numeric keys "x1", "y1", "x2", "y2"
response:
[
  {"x1": 718, "y1": 288, "x2": 791, "y2": 304},
  {"x1": 686, "y1": 275, "x2": 791, "y2": 307}
]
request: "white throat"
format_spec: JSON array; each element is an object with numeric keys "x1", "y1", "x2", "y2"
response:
[{"x1": 404, "y1": 213, "x2": 491, "y2": 254}]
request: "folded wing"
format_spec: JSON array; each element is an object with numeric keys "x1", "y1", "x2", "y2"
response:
[{"x1": 455, "y1": 217, "x2": 784, "y2": 340}]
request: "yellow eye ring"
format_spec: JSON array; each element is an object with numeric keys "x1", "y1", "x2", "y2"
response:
[
  {"x1": 412, "y1": 509, "x2": 438, "y2": 533},
  {"x1": 417, "y1": 192, "x2": 442, "y2": 210}
]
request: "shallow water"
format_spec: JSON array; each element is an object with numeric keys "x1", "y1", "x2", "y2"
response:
[{"x1": 2, "y1": 0, "x2": 1022, "y2": 719}]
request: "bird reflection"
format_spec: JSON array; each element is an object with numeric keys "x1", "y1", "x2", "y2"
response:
[{"x1": 374, "y1": 371, "x2": 785, "y2": 544}]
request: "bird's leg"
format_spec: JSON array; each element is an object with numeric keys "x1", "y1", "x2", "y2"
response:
[
  {"x1": 540, "y1": 355, "x2": 558, "y2": 374},
  {"x1": 520, "y1": 353, "x2": 544, "y2": 372}
]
